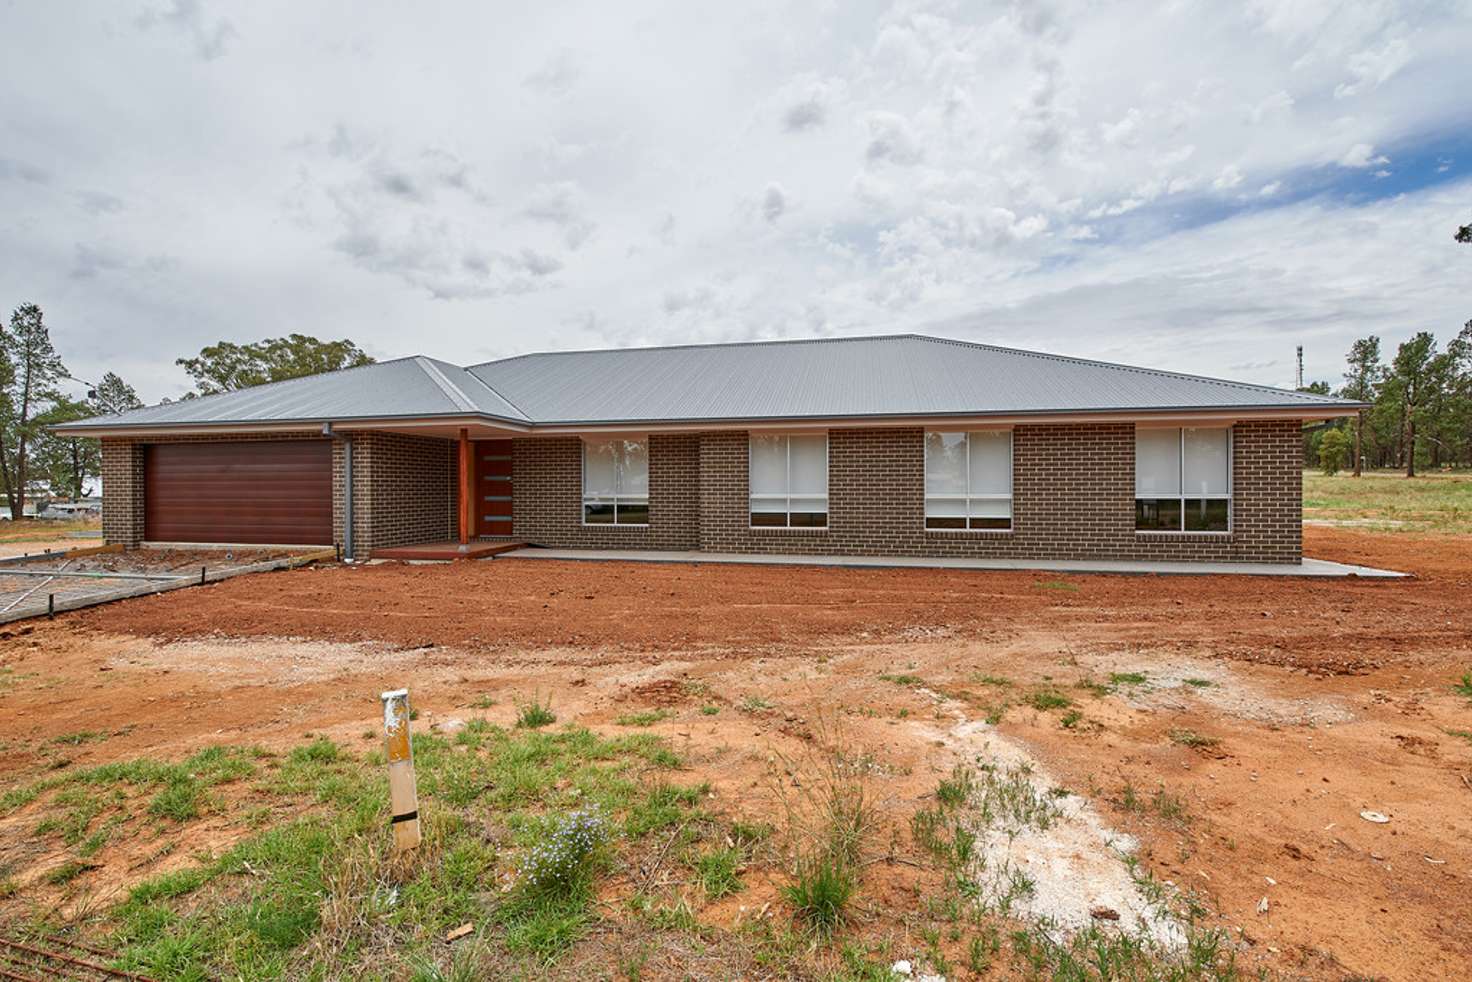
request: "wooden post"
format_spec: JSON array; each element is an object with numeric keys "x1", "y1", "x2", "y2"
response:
[
  {"x1": 458, "y1": 428, "x2": 471, "y2": 545},
  {"x1": 380, "y1": 688, "x2": 421, "y2": 851}
]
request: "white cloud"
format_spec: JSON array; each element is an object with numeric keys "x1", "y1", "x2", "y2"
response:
[
  {"x1": 1339, "y1": 143, "x2": 1390, "y2": 168},
  {"x1": 135, "y1": 0, "x2": 236, "y2": 61},
  {"x1": 1212, "y1": 164, "x2": 1245, "y2": 191},
  {"x1": 0, "y1": 1, "x2": 1468, "y2": 400}
]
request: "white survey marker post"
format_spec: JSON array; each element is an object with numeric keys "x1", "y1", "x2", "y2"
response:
[{"x1": 380, "y1": 688, "x2": 421, "y2": 851}]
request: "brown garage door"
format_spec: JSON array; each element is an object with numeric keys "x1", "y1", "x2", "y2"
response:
[{"x1": 144, "y1": 441, "x2": 333, "y2": 545}]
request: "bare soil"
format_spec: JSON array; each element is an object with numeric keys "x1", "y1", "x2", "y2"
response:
[{"x1": 2, "y1": 526, "x2": 1469, "y2": 979}]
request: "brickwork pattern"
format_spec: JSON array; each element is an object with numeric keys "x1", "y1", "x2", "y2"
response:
[
  {"x1": 695, "y1": 421, "x2": 1301, "y2": 563},
  {"x1": 100, "y1": 420, "x2": 1301, "y2": 564},
  {"x1": 344, "y1": 432, "x2": 456, "y2": 557},
  {"x1": 512, "y1": 434, "x2": 700, "y2": 549}
]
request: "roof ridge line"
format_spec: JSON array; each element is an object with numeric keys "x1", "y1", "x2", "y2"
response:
[
  {"x1": 914, "y1": 336, "x2": 1341, "y2": 403},
  {"x1": 414, "y1": 356, "x2": 480, "y2": 414},
  {"x1": 457, "y1": 364, "x2": 533, "y2": 421},
  {"x1": 468, "y1": 332, "x2": 917, "y2": 369}
]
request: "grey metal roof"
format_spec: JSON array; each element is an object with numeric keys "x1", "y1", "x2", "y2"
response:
[
  {"x1": 58, "y1": 355, "x2": 530, "y2": 430},
  {"x1": 57, "y1": 334, "x2": 1359, "y2": 433},
  {"x1": 467, "y1": 334, "x2": 1357, "y2": 423}
]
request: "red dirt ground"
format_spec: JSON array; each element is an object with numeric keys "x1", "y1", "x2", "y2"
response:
[
  {"x1": 69, "y1": 527, "x2": 1471, "y2": 675},
  {"x1": 1, "y1": 526, "x2": 1469, "y2": 979}
]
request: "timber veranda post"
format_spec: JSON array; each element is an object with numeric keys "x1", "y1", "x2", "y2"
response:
[{"x1": 380, "y1": 688, "x2": 421, "y2": 851}]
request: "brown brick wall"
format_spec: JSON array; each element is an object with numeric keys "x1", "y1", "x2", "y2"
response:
[
  {"x1": 694, "y1": 421, "x2": 1301, "y2": 563},
  {"x1": 100, "y1": 430, "x2": 456, "y2": 558},
  {"x1": 100, "y1": 419, "x2": 1302, "y2": 564},
  {"x1": 512, "y1": 434, "x2": 701, "y2": 549},
  {"x1": 344, "y1": 432, "x2": 457, "y2": 557}
]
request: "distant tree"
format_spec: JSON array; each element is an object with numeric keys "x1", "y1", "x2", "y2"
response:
[
  {"x1": 1296, "y1": 380, "x2": 1334, "y2": 466},
  {"x1": 1341, "y1": 337, "x2": 1385, "y2": 477},
  {"x1": 1382, "y1": 332, "x2": 1438, "y2": 477},
  {"x1": 1458, "y1": 223, "x2": 1472, "y2": 244},
  {"x1": 0, "y1": 304, "x2": 68, "y2": 518},
  {"x1": 176, "y1": 334, "x2": 374, "y2": 395},
  {"x1": 1317, "y1": 428, "x2": 1351, "y2": 475},
  {"x1": 33, "y1": 371, "x2": 143, "y2": 499},
  {"x1": 91, "y1": 371, "x2": 143, "y2": 416}
]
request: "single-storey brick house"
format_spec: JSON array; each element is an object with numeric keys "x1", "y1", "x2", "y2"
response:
[{"x1": 57, "y1": 335, "x2": 1362, "y2": 564}]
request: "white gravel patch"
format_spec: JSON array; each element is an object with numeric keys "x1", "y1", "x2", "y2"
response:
[{"x1": 915, "y1": 699, "x2": 1187, "y2": 949}]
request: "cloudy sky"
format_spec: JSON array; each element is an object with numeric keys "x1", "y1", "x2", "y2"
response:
[{"x1": 2, "y1": 0, "x2": 1469, "y2": 404}]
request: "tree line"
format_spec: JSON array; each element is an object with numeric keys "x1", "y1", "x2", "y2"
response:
[
  {"x1": 1305, "y1": 224, "x2": 1472, "y2": 477},
  {"x1": 0, "y1": 303, "x2": 371, "y2": 520}
]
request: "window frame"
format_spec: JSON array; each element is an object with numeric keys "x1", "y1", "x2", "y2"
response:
[
  {"x1": 1134, "y1": 426, "x2": 1233, "y2": 535},
  {"x1": 748, "y1": 432, "x2": 829, "y2": 530},
  {"x1": 580, "y1": 436, "x2": 650, "y2": 528},
  {"x1": 923, "y1": 429, "x2": 1014, "y2": 532}
]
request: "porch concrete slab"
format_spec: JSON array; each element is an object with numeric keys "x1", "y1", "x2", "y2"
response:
[
  {"x1": 370, "y1": 539, "x2": 524, "y2": 561},
  {"x1": 495, "y1": 548, "x2": 1406, "y2": 579}
]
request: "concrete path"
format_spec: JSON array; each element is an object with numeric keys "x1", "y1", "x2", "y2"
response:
[{"x1": 496, "y1": 547, "x2": 1406, "y2": 578}]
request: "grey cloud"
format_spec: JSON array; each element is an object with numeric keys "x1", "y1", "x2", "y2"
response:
[
  {"x1": 523, "y1": 182, "x2": 596, "y2": 249},
  {"x1": 76, "y1": 190, "x2": 126, "y2": 215},
  {"x1": 662, "y1": 285, "x2": 716, "y2": 315},
  {"x1": 761, "y1": 183, "x2": 787, "y2": 223},
  {"x1": 784, "y1": 98, "x2": 826, "y2": 132},
  {"x1": 70, "y1": 243, "x2": 125, "y2": 279},
  {"x1": 136, "y1": 0, "x2": 236, "y2": 61},
  {"x1": 864, "y1": 112, "x2": 922, "y2": 165},
  {"x1": 524, "y1": 51, "x2": 582, "y2": 96},
  {"x1": 517, "y1": 248, "x2": 563, "y2": 277},
  {"x1": 0, "y1": 157, "x2": 49, "y2": 184}
]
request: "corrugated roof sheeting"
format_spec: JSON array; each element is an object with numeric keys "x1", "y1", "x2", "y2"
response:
[
  {"x1": 60, "y1": 334, "x2": 1356, "y2": 432},
  {"x1": 467, "y1": 334, "x2": 1352, "y2": 423}
]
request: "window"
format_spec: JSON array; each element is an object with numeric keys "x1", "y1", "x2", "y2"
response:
[
  {"x1": 925, "y1": 431, "x2": 1012, "y2": 530},
  {"x1": 582, "y1": 438, "x2": 648, "y2": 525},
  {"x1": 749, "y1": 433, "x2": 827, "y2": 527},
  {"x1": 1135, "y1": 427, "x2": 1231, "y2": 532}
]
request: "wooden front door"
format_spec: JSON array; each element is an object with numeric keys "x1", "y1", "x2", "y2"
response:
[{"x1": 473, "y1": 440, "x2": 514, "y2": 537}]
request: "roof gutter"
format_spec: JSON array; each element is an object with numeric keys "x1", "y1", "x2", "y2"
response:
[{"x1": 49, "y1": 401, "x2": 1364, "y2": 440}]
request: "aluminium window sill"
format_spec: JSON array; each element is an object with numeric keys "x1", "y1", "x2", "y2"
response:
[
  {"x1": 925, "y1": 528, "x2": 1014, "y2": 537},
  {"x1": 1134, "y1": 530, "x2": 1233, "y2": 538},
  {"x1": 748, "y1": 525, "x2": 829, "y2": 533}
]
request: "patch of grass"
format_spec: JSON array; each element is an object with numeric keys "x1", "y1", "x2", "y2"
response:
[
  {"x1": 470, "y1": 694, "x2": 495, "y2": 709},
  {"x1": 782, "y1": 856, "x2": 854, "y2": 934},
  {"x1": 695, "y1": 847, "x2": 743, "y2": 899},
  {"x1": 879, "y1": 673, "x2": 923, "y2": 686},
  {"x1": 1074, "y1": 677, "x2": 1111, "y2": 698},
  {"x1": 1035, "y1": 578, "x2": 1080, "y2": 592},
  {"x1": 1303, "y1": 469, "x2": 1472, "y2": 533},
  {"x1": 699, "y1": 705, "x2": 720, "y2": 715},
  {"x1": 1059, "y1": 709, "x2": 1083, "y2": 729},
  {"x1": 1169, "y1": 729, "x2": 1220, "y2": 749},
  {"x1": 970, "y1": 673, "x2": 1012, "y2": 687},
  {"x1": 935, "y1": 765, "x2": 976, "y2": 808},
  {"x1": 1023, "y1": 688, "x2": 1072, "y2": 712},
  {"x1": 1109, "y1": 671, "x2": 1148, "y2": 686},
  {"x1": 740, "y1": 695, "x2": 773, "y2": 712},
  {"x1": 1184, "y1": 677, "x2": 1215, "y2": 688},
  {"x1": 52, "y1": 730, "x2": 109, "y2": 746},
  {"x1": 1446, "y1": 728, "x2": 1472, "y2": 745},
  {"x1": 46, "y1": 860, "x2": 94, "y2": 885},
  {"x1": 515, "y1": 693, "x2": 557, "y2": 729},
  {"x1": 1453, "y1": 670, "x2": 1472, "y2": 701},
  {"x1": 614, "y1": 709, "x2": 671, "y2": 727}
]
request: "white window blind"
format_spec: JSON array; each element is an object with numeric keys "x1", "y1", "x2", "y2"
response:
[
  {"x1": 582, "y1": 438, "x2": 649, "y2": 525},
  {"x1": 749, "y1": 434, "x2": 828, "y2": 528}
]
